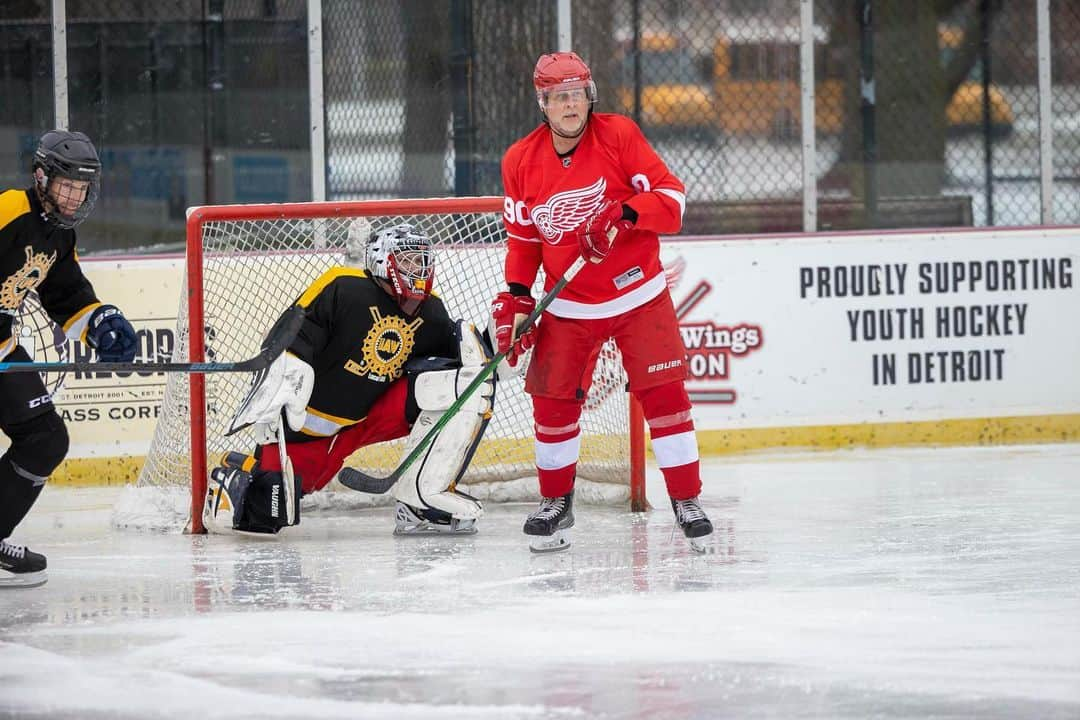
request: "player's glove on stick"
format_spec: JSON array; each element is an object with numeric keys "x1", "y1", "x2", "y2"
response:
[
  {"x1": 582, "y1": 198, "x2": 634, "y2": 264},
  {"x1": 490, "y1": 291, "x2": 537, "y2": 367},
  {"x1": 86, "y1": 304, "x2": 138, "y2": 362}
]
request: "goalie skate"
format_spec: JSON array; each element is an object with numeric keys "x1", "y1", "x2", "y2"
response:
[
  {"x1": 394, "y1": 502, "x2": 477, "y2": 536},
  {"x1": 671, "y1": 496, "x2": 713, "y2": 554},
  {"x1": 523, "y1": 491, "x2": 574, "y2": 553}
]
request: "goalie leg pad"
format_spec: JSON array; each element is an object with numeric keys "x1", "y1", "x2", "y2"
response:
[
  {"x1": 391, "y1": 408, "x2": 487, "y2": 521},
  {"x1": 203, "y1": 465, "x2": 301, "y2": 535}
]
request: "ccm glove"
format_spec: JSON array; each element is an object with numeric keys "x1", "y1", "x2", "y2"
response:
[
  {"x1": 490, "y1": 290, "x2": 537, "y2": 367},
  {"x1": 86, "y1": 304, "x2": 137, "y2": 362},
  {"x1": 581, "y1": 198, "x2": 635, "y2": 264}
]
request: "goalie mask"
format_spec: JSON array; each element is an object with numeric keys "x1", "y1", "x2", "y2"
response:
[
  {"x1": 32, "y1": 130, "x2": 101, "y2": 229},
  {"x1": 365, "y1": 223, "x2": 435, "y2": 316}
]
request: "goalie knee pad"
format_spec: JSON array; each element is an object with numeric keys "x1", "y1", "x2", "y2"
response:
[{"x1": 203, "y1": 465, "x2": 301, "y2": 535}]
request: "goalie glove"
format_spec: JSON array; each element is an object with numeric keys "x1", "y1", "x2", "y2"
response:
[{"x1": 228, "y1": 352, "x2": 315, "y2": 442}]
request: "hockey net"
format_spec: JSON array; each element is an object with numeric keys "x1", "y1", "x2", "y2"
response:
[{"x1": 113, "y1": 198, "x2": 645, "y2": 533}]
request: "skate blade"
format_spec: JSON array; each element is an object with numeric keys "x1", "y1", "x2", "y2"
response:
[
  {"x1": 688, "y1": 535, "x2": 714, "y2": 554},
  {"x1": 0, "y1": 570, "x2": 47, "y2": 588},
  {"x1": 529, "y1": 529, "x2": 571, "y2": 553},
  {"x1": 394, "y1": 523, "x2": 477, "y2": 537},
  {"x1": 233, "y1": 529, "x2": 282, "y2": 540}
]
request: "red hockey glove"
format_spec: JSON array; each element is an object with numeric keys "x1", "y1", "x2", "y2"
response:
[
  {"x1": 491, "y1": 291, "x2": 537, "y2": 367},
  {"x1": 582, "y1": 199, "x2": 634, "y2": 264}
]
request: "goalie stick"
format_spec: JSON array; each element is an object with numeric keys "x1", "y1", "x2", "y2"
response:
[
  {"x1": 0, "y1": 306, "x2": 305, "y2": 375},
  {"x1": 337, "y1": 255, "x2": 589, "y2": 495}
]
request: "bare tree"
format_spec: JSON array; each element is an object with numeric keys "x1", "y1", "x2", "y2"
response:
[{"x1": 825, "y1": 0, "x2": 1001, "y2": 197}]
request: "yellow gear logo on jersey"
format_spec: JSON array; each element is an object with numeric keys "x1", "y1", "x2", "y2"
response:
[
  {"x1": 0, "y1": 246, "x2": 57, "y2": 311},
  {"x1": 350, "y1": 307, "x2": 423, "y2": 381}
]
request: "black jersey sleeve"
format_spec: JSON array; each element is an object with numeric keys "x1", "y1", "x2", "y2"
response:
[{"x1": 34, "y1": 234, "x2": 100, "y2": 331}]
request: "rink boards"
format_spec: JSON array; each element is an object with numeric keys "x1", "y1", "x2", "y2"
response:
[{"x1": 6, "y1": 224, "x2": 1079, "y2": 486}]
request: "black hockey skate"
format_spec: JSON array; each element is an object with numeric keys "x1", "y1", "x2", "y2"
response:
[
  {"x1": 523, "y1": 491, "x2": 574, "y2": 553},
  {"x1": 671, "y1": 496, "x2": 713, "y2": 553},
  {"x1": 0, "y1": 540, "x2": 47, "y2": 588}
]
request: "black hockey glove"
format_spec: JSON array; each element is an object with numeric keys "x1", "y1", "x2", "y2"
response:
[{"x1": 86, "y1": 304, "x2": 138, "y2": 362}]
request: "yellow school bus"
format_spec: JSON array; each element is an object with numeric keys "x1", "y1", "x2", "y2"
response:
[
  {"x1": 614, "y1": 32, "x2": 718, "y2": 131},
  {"x1": 711, "y1": 25, "x2": 1012, "y2": 137},
  {"x1": 712, "y1": 29, "x2": 843, "y2": 138}
]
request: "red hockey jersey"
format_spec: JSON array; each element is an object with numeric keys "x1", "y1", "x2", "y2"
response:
[{"x1": 501, "y1": 113, "x2": 686, "y2": 319}]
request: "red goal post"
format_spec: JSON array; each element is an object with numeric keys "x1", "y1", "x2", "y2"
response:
[{"x1": 150, "y1": 197, "x2": 646, "y2": 533}]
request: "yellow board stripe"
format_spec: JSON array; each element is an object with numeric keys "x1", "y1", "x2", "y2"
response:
[
  {"x1": 47, "y1": 413, "x2": 1080, "y2": 488},
  {"x1": 691, "y1": 413, "x2": 1080, "y2": 456},
  {"x1": 296, "y1": 267, "x2": 367, "y2": 308}
]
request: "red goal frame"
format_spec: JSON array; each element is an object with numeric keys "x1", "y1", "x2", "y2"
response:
[{"x1": 184, "y1": 197, "x2": 647, "y2": 532}]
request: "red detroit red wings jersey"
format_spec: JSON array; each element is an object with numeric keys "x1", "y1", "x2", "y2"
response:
[{"x1": 501, "y1": 113, "x2": 686, "y2": 318}]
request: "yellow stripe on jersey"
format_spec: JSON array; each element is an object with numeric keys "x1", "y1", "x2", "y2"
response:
[
  {"x1": 306, "y1": 405, "x2": 365, "y2": 426},
  {"x1": 0, "y1": 189, "x2": 31, "y2": 232},
  {"x1": 64, "y1": 301, "x2": 102, "y2": 342},
  {"x1": 296, "y1": 267, "x2": 368, "y2": 308}
]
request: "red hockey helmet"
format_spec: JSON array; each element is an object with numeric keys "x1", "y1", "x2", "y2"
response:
[{"x1": 533, "y1": 51, "x2": 597, "y2": 109}]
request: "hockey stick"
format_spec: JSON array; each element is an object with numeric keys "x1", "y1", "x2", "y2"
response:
[
  {"x1": 0, "y1": 306, "x2": 305, "y2": 375},
  {"x1": 338, "y1": 255, "x2": 589, "y2": 494}
]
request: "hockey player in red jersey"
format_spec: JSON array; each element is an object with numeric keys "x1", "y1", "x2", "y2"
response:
[{"x1": 490, "y1": 51, "x2": 713, "y2": 552}]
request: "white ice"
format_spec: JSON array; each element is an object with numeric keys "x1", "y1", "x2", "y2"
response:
[{"x1": 2, "y1": 445, "x2": 1079, "y2": 720}]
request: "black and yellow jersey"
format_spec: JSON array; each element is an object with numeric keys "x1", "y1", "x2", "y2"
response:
[
  {"x1": 282, "y1": 267, "x2": 459, "y2": 436},
  {"x1": 0, "y1": 187, "x2": 101, "y2": 360}
]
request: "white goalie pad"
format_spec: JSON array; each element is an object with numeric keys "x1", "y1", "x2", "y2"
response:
[
  {"x1": 390, "y1": 321, "x2": 492, "y2": 520},
  {"x1": 228, "y1": 352, "x2": 314, "y2": 440},
  {"x1": 391, "y1": 408, "x2": 485, "y2": 520},
  {"x1": 413, "y1": 366, "x2": 493, "y2": 414}
]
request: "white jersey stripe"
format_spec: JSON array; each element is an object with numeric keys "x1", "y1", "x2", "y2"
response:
[
  {"x1": 547, "y1": 272, "x2": 667, "y2": 319},
  {"x1": 656, "y1": 188, "x2": 686, "y2": 218}
]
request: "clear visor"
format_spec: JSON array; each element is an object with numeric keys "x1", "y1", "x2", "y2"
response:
[{"x1": 536, "y1": 79, "x2": 597, "y2": 108}]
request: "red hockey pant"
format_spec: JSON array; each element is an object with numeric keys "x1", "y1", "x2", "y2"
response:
[
  {"x1": 259, "y1": 378, "x2": 411, "y2": 494},
  {"x1": 526, "y1": 291, "x2": 700, "y2": 499}
]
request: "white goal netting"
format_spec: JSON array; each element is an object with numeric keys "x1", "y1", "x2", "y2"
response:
[{"x1": 112, "y1": 200, "x2": 636, "y2": 532}]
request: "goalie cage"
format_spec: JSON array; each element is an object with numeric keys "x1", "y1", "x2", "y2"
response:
[{"x1": 116, "y1": 197, "x2": 647, "y2": 533}]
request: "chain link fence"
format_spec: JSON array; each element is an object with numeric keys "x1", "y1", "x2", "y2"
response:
[{"x1": 2, "y1": 0, "x2": 1078, "y2": 251}]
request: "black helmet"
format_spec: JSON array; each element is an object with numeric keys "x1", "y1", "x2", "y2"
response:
[{"x1": 32, "y1": 130, "x2": 101, "y2": 229}]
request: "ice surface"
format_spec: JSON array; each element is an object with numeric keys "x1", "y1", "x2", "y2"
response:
[{"x1": 2, "y1": 445, "x2": 1079, "y2": 719}]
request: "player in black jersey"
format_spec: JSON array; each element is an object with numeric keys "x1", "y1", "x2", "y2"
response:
[
  {"x1": 204, "y1": 221, "x2": 493, "y2": 536},
  {"x1": 0, "y1": 130, "x2": 138, "y2": 587}
]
